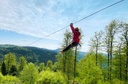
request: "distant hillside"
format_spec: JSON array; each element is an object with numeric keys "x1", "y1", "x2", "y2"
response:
[
  {"x1": 0, "y1": 44, "x2": 57, "y2": 64},
  {"x1": 77, "y1": 51, "x2": 86, "y2": 60},
  {"x1": 52, "y1": 48, "x2": 86, "y2": 60}
]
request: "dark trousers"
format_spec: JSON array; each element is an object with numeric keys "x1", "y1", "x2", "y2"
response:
[{"x1": 62, "y1": 42, "x2": 78, "y2": 52}]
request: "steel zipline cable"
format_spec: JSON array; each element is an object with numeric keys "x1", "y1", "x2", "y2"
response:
[{"x1": 27, "y1": 0, "x2": 124, "y2": 46}]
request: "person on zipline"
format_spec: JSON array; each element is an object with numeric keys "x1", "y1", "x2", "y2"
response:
[{"x1": 61, "y1": 23, "x2": 81, "y2": 53}]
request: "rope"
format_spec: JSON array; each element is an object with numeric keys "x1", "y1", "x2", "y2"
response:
[
  {"x1": 27, "y1": 0, "x2": 124, "y2": 46},
  {"x1": 73, "y1": 0, "x2": 124, "y2": 24}
]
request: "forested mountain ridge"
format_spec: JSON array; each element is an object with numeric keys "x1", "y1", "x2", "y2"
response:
[
  {"x1": 0, "y1": 44, "x2": 57, "y2": 64},
  {"x1": 0, "y1": 44, "x2": 86, "y2": 64}
]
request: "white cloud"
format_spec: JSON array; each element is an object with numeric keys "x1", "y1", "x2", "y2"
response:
[
  {"x1": 0, "y1": 0, "x2": 128, "y2": 51},
  {"x1": 0, "y1": 0, "x2": 74, "y2": 39}
]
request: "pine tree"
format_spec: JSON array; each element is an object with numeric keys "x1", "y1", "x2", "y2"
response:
[
  {"x1": 1, "y1": 62, "x2": 7, "y2": 76},
  {"x1": 10, "y1": 65, "x2": 18, "y2": 76}
]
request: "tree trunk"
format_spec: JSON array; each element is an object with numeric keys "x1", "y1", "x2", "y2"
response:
[
  {"x1": 107, "y1": 41, "x2": 110, "y2": 81},
  {"x1": 125, "y1": 39, "x2": 128, "y2": 82},
  {"x1": 119, "y1": 43, "x2": 122, "y2": 81},
  {"x1": 110, "y1": 37, "x2": 113, "y2": 81},
  {"x1": 108, "y1": 50, "x2": 110, "y2": 81},
  {"x1": 63, "y1": 54, "x2": 66, "y2": 72},
  {"x1": 74, "y1": 46, "x2": 77, "y2": 78},
  {"x1": 96, "y1": 45, "x2": 98, "y2": 66},
  {"x1": 124, "y1": 28, "x2": 128, "y2": 82}
]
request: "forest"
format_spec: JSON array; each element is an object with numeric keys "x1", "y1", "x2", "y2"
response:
[{"x1": 0, "y1": 20, "x2": 128, "y2": 84}]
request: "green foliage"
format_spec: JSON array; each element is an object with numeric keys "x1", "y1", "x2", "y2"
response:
[
  {"x1": 1, "y1": 75, "x2": 21, "y2": 84},
  {"x1": 78, "y1": 53, "x2": 103, "y2": 84},
  {"x1": 10, "y1": 65, "x2": 18, "y2": 76},
  {"x1": 112, "y1": 45, "x2": 127, "y2": 82},
  {"x1": 55, "y1": 53, "x2": 64, "y2": 70},
  {"x1": 46, "y1": 60, "x2": 53, "y2": 70},
  {"x1": 37, "y1": 70, "x2": 67, "y2": 84},
  {"x1": 103, "y1": 79, "x2": 125, "y2": 84},
  {"x1": 20, "y1": 63, "x2": 38, "y2": 84},
  {"x1": 56, "y1": 49, "x2": 75, "y2": 80},
  {"x1": 1, "y1": 62, "x2": 7, "y2": 76},
  {"x1": 18, "y1": 56, "x2": 27, "y2": 71},
  {"x1": 0, "y1": 72, "x2": 4, "y2": 82},
  {"x1": 52, "y1": 62, "x2": 58, "y2": 72},
  {"x1": 65, "y1": 50, "x2": 75, "y2": 79},
  {"x1": 39, "y1": 62, "x2": 45, "y2": 72},
  {"x1": 111, "y1": 78, "x2": 124, "y2": 84},
  {"x1": 97, "y1": 53, "x2": 107, "y2": 68},
  {"x1": 4, "y1": 53, "x2": 16, "y2": 74}
]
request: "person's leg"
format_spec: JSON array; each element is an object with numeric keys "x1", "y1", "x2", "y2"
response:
[
  {"x1": 71, "y1": 42, "x2": 78, "y2": 47},
  {"x1": 62, "y1": 42, "x2": 78, "y2": 52},
  {"x1": 62, "y1": 44, "x2": 72, "y2": 52}
]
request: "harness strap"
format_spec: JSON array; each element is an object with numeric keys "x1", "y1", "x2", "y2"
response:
[{"x1": 78, "y1": 43, "x2": 81, "y2": 47}]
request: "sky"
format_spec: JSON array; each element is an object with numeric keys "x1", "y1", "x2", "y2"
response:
[{"x1": 0, "y1": 0, "x2": 128, "y2": 52}]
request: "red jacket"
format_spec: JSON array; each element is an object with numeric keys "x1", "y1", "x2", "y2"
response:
[{"x1": 70, "y1": 25, "x2": 80, "y2": 43}]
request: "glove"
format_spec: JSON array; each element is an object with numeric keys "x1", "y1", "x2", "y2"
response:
[{"x1": 70, "y1": 23, "x2": 73, "y2": 26}]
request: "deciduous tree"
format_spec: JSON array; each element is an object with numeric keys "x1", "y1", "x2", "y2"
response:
[
  {"x1": 4, "y1": 53, "x2": 16, "y2": 74},
  {"x1": 18, "y1": 56, "x2": 27, "y2": 71},
  {"x1": 20, "y1": 63, "x2": 38, "y2": 84}
]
